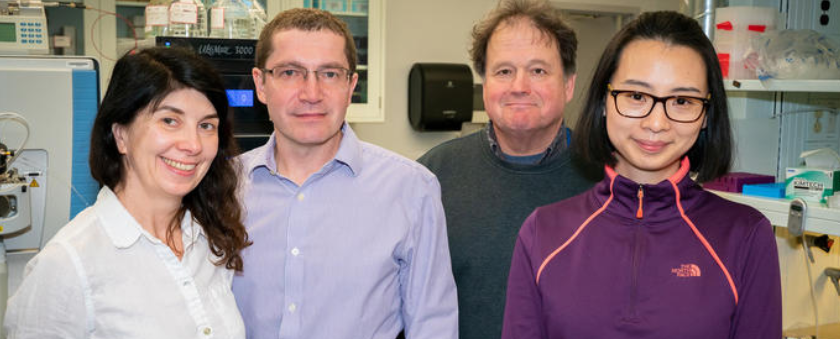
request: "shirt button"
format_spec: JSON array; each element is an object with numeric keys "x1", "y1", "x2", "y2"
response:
[
  {"x1": 296, "y1": 193, "x2": 304, "y2": 201},
  {"x1": 203, "y1": 327, "x2": 212, "y2": 335},
  {"x1": 288, "y1": 303, "x2": 297, "y2": 312},
  {"x1": 291, "y1": 247, "x2": 300, "y2": 256},
  {"x1": 183, "y1": 281, "x2": 190, "y2": 287}
]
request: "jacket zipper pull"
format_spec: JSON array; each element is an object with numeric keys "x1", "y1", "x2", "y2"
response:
[{"x1": 636, "y1": 185, "x2": 644, "y2": 219}]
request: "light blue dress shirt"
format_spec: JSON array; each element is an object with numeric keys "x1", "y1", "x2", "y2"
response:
[{"x1": 232, "y1": 124, "x2": 458, "y2": 339}]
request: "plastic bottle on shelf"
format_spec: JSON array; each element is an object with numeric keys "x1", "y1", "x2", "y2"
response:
[
  {"x1": 144, "y1": 0, "x2": 170, "y2": 39},
  {"x1": 246, "y1": 0, "x2": 267, "y2": 39},
  {"x1": 209, "y1": 0, "x2": 253, "y2": 39},
  {"x1": 167, "y1": 0, "x2": 207, "y2": 37}
]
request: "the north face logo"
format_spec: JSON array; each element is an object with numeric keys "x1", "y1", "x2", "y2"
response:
[{"x1": 671, "y1": 264, "x2": 701, "y2": 277}]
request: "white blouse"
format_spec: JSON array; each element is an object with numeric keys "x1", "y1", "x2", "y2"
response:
[{"x1": 4, "y1": 187, "x2": 246, "y2": 339}]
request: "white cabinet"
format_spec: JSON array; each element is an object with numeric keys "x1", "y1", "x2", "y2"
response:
[{"x1": 269, "y1": 0, "x2": 384, "y2": 122}]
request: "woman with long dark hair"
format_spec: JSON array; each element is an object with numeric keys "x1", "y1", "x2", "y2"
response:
[
  {"x1": 5, "y1": 47, "x2": 250, "y2": 338},
  {"x1": 502, "y1": 11, "x2": 781, "y2": 339}
]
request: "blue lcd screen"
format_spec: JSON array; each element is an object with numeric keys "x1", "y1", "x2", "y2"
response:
[{"x1": 226, "y1": 89, "x2": 254, "y2": 107}]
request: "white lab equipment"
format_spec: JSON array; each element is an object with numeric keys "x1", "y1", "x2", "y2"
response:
[
  {"x1": 0, "y1": 112, "x2": 33, "y2": 337},
  {"x1": 0, "y1": 56, "x2": 100, "y2": 328},
  {"x1": 0, "y1": 0, "x2": 48, "y2": 55}
]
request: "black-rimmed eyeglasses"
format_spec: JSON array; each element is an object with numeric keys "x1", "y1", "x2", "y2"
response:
[{"x1": 607, "y1": 83, "x2": 710, "y2": 123}]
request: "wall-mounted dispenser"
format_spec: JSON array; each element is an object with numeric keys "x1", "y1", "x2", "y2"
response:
[{"x1": 408, "y1": 63, "x2": 473, "y2": 131}]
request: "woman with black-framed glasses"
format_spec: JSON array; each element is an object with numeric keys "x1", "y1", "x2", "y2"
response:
[{"x1": 502, "y1": 11, "x2": 781, "y2": 339}]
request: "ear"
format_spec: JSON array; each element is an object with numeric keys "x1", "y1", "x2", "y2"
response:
[
  {"x1": 482, "y1": 77, "x2": 488, "y2": 108},
  {"x1": 253, "y1": 67, "x2": 268, "y2": 105},
  {"x1": 346, "y1": 71, "x2": 359, "y2": 105},
  {"x1": 564, "y1": 74, "x2": 577, "y2": 103},
  {"x1": 112, "y1": 123, "x2": 129, "y2": 155},
  {"x1": 702, "y1": 115, "x2": 708, "y2": 129}
]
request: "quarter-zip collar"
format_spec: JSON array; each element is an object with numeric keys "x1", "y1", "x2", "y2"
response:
[{"x1": 596, "y1": 157, "x2": 702, "y2": 224}]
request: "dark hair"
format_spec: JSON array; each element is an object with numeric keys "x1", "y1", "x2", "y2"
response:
[
  {"x1": 256, "y1": 7, "x2": 357, "y2": 72},
  {"x1": 470, "y1": 0, "x2": 577, "y2": 78},
  {"x1": 572, "y1": 11, "x2": 732, "y2": 182},
  {"x1": 89, "y1": 47, "x2": 250, "y2": 271}
]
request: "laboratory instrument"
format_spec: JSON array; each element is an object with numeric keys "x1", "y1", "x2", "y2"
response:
[
  {"x1": 156, "y1": 36, "x2": 271, "y2": 152},
  {"x1": 0, "y1": 0, "x2": 48, "y2": 55}
]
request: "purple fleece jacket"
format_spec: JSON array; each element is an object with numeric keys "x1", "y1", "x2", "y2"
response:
[{"x1": 503, "y1": 158, "x2": 782, "y2": 339}]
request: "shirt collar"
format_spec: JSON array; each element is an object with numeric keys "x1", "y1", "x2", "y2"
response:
[
  {"x1": 94, "y1": 186, "x2": 200, "y2": 249},
  {"x1": 244, "y1": 122, "x2": 363, "y2": 178},
  {"x1": 486, "y1": 121, "x2": 569, "y2": 164}
]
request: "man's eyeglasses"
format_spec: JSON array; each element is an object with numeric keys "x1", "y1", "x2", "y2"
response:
[
  {"x1": 607, "y1": 83, "x2": 709, "y2": 123},
  {"x1": 262, "y1": 65, "x2": 352, "y2": 87}
]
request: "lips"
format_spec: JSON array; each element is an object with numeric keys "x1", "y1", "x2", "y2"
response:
[
  {"x1": 635, "y1": 139, "x2": 668, "y2": 153},
  {"x1": 162, "y1": 157, "x2": 197, "y2": 171},
  {"x1": 503, "y1": 102, "x2": 537, "y2": 107}
]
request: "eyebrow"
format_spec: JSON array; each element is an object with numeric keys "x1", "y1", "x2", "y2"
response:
[
  {"x1": 156, "y1": 105, "x2": 219, "y2": 120},
  {"x1": 273, "y1": 61, "x2": 348, "y2": 70},
  {"x1": 489, "y1": 59, "x2": 552, "y2": 70},
  {"x1": 619, "y1": 79, "x2": 703, "y2": 94}
]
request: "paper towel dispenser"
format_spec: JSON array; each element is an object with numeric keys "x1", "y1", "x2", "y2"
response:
[{"x1": 408, "y1": 63, "x2": 473, "y2": 131}]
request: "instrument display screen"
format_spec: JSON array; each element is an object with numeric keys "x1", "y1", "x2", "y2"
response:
[{"x1": 0, "y1": 23, "x2": 16, "y2": 43}]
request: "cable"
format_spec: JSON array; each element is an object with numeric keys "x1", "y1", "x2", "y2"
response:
[
  {"x1": 12, "y1": 155, "x2": 92, "y2": 249},
  {"x1": 802, "y1": 233, "x2": 820, "y2": 339},
  {"x1": 12, "y1": 156, "x2": 92, "y2": 209},
  {"x1": 0, "y1": 112, "x2": 31, "y2": 169},
  {"x1": 49, "y1": 2, "x2": 140, "y2": 61}
]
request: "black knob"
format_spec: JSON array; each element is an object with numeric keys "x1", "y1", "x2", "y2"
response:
[
  {"x1": 814, "y1": 234, "x2": 835, "y2": 253},
  {"x1": 820, "y1": 14, "x2": 830, "y2": 26},
  {"x1": 821, "y1": 0, "x2": 830, "y2": 11}
]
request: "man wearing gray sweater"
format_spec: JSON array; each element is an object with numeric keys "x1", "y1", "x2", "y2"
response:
[{"x1": 417, "y1": 1, "x2": 600, "y2": 338}]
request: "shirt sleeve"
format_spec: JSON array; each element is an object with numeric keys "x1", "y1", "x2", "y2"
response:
[
  {"x1": 502, "y1": 211, "x2": 546, "y2": 339},
  {"x1": 4, "y1": 242, "x2": 89, "y2": 339},
  {"x1": 400, "y1": 176, "x2": 459, "y2": 339},
  {"x1": 730, "y1": 216, "x2": 781, "y2": 339}
]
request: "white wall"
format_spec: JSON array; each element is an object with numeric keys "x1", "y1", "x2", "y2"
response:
[{"x1": 349, "y1": 0, "x2": 494, "y2": 160}]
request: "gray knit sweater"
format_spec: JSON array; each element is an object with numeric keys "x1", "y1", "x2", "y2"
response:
[{"x1": 417, "y1": 128, "x2": 601, "y2": 339}]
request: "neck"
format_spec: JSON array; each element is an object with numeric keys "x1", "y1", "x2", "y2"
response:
[
  {"x1": 493, "y1": 123, "x2": 561, "y2": 156},
  {"x1": 113, "y1": 181, "x2": 181, "y2": 240},
  {"x1": 274, "y1": 130, "x2": 343, "y2": 186},
  {"x1": 613, "y1": 156, "x2": 684, "y2": 185}
]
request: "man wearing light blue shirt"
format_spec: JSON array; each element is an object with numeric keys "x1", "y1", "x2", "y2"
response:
[{"x1": 232, "y1": 8, "x2": 458, "y2": 339}]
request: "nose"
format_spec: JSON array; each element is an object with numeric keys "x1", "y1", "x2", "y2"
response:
[
  {"x1": 640, "y1": 101, "x2": 671, "y2": 132},
  {"x1": 298, "y1": 73, "x2": 323, "y2": 103},
  {"x1": 178, "y1": 128, "x2": 203, "y2": 155},
  {"x1": 510, "y1": 71, "x2": 531, "y2": 94}
]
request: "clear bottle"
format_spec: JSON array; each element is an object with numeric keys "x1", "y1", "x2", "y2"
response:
[
  {"x1": 209, "y1": 0, "x2": 252, "y2": 39},
  {"x1": 245, "y1": 0, "x2": 267, "y2": 39},
  {"x1": 167, "y1": 0, "x2": 207, "y2": 37},
  {"x1": 144, "y1": 0, "x2": 170, "y2": 39}
]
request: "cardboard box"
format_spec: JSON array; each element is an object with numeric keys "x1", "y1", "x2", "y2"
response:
[{"x1": 785, "y1": 167, "x2": 840, "y2": 203}]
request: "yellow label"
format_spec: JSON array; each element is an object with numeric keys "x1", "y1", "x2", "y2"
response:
[
  {"x1": 30, "y1": 179, "x2": 39, "y2": 188},
  {"x1": 0, "y1": 225, "x2": 4, "y2": 233}
]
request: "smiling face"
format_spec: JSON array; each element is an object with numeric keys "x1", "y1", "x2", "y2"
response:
[
  {"x1": 253, "y1": 28, "x2": 358, "y2": 152},
  {"x1": 113, "y1": 88, "x2": 220, "y2": 203},
  {"x1": 482, "y1": 18, "x2": 576, "y2": 153},
  {"x1": 607, "y1": 39, "x2": 708, "y2": 184}
]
